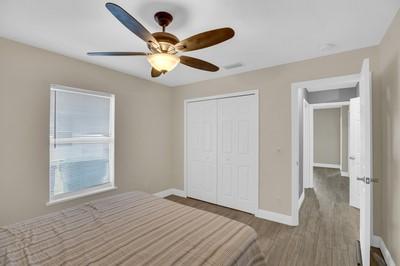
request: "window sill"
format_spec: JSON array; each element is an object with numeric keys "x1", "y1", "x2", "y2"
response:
[{"x1": 46, "y1": 185, "x2": 117, "y2": 206}]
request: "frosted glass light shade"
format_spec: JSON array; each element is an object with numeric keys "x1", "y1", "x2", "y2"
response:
[{"x1": 147, "y1": 53, "x2": 180, "y2": 72}]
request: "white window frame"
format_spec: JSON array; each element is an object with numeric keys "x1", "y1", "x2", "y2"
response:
[{"x1": 47, "y1": 85, "x2": 116, "y2": 206}]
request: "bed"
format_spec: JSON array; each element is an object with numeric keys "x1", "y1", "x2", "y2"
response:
[{"x1": 0, "y1": 191, "x2": 266, "y2": 266}]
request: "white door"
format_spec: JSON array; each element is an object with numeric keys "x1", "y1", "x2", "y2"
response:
[
  {"x1": 349, "y1": 97, "x2": 361, "y2": 209},
  {"x1": 187, "y1": 100, "x2": 217, "y2": 203},
  {"x1": 217, "y1": 95, "x2": 258, "y2": 213},
  {"x1": 303, "y1": 99, "x2": 312, "y2": 188},
  {"x1": 359, "y1": 59, "x2": 373, "y2": 266}
]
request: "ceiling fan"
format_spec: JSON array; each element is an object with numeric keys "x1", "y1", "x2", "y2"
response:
[{"x1": 87, "y1": 3, "x2": 235, "y2": 78}]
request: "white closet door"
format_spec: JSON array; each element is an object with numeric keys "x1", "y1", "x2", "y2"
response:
[
  {"x1": 187, "y1": 100, "x2": 217, "y2": 203},
  {"x1": 217, "y1": 95, "x2": 257, "y2": 213}
]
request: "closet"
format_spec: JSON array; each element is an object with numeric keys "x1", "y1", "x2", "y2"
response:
[{"x1": 186, "y1": 92, "x2": 258, "y2": 214}]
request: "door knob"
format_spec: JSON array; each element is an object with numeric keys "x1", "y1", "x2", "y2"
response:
[
  {"x1": 349, "y1": 156, "x2": 356, "y2": 160},
  {"x1": 357, "y1": 177, "x2": 366, "y2": 183},
  {"x1": 357, "y1": 177, "x2": 379, "y2": 184}
]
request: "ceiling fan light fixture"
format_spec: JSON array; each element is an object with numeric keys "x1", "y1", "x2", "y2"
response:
[
  {"x1": 147, "y1": 53, "x2": 180, "y2": 72},
  {"x1": 88, "y1": 4, "x2": 234, "y2": 77}
]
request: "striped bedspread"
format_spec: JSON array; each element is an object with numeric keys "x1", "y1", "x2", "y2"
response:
[{"x1": 0, "y1": 191, "x2": 266, "y2": 266}]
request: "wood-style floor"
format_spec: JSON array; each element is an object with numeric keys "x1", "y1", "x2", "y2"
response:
[{"x1": 166, "y1": 167, "x2": 384, "y2": 266}]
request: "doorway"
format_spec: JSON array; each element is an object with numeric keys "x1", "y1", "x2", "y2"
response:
[
  {"x1": 304, "y1": 101, "x2": 359, "y2": 197},
  {"x1": 291, "y1": 59, "x2": 373, "y2": 266}
]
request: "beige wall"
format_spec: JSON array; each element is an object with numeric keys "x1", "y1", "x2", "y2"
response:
[
  {"x1": 314, "y1": 108, "x2": 341, "y2": 165},
  {"x1": 378, "y1": 9, "x2": 400, "y2": 263},
  {"x1": 341, "y1": 106, "x2": 349, "y2": 172},
  {"x1": 172, "y1": 46, "x2": 382, "y2": 219},
  {"x1": 0, "y1": 38, "x2": 173, "y2": 226}
]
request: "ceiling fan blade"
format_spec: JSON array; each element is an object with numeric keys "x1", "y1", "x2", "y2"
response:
[
  {"x1": 105, "y1": 3, "x2": 159, "y2": 46},
  {"x1": 176, "y1": 28, "x2": 234, "y2": 52},
  {"x1": 87, "y1": 52, "x2": 147, "y2": 56},
  {"x1": 180, "y1": 56, "x2": 219, "y2": 72},
  {"x1": 151, "y1": 68, "x2": 162, "y2": 77}
]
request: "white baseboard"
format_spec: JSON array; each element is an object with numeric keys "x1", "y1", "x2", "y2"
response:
[
  {"x1": 313, "y1": 163, "x2": 341, "y2": 169},
  {"x1": 372, "y1": 235, "x2": 396, "y2": 266},
  {"x1": 255, "y1": 209, "x2": 295, "y2": 226},
  {"x1": 341, "y1": 171, "x2": 349, "y2": 177},
  {"x1": 154, "y1": 188, "x2": 186, "y2": 198},
  {"x1": 298, "y1": 191, "x2": 305, "y2": 211}
]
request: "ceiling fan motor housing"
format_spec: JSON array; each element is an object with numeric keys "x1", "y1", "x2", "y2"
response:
[
  {"x1": 149, "y1": 32, "x2": 179, "y2": 53},
  {"x1": 150, "y1": 11, "x2": 179, "y2": 53}
]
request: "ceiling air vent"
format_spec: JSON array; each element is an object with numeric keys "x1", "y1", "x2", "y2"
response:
[{"x1": 223, "y1": 62, "x2": 243, "y2": 70}]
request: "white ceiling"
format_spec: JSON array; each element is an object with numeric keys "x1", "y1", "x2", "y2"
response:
[{"x1": 1, "y1": 0, "x2": 399, "y2": 87}]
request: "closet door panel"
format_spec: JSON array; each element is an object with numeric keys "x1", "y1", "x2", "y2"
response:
[
  {"x1": 187, "y1": 100, "x2": 217, "y2": 203},
  {"x1": 217, "y1": 95, "x2": 257, "y2": 213},
  {"x1": 217, "y1": 100, "x2": 236, "y2": 208},
  {"x1": 238, "y1": 166, "x2": 250, "y2": 200},
  {"x1": 236, "y1": 97, "x2": 257, "y2": 212}
]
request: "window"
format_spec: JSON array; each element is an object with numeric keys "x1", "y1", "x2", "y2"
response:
[{"x1": 49, "y1": 85, "x2": 115, "y2": 204}]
